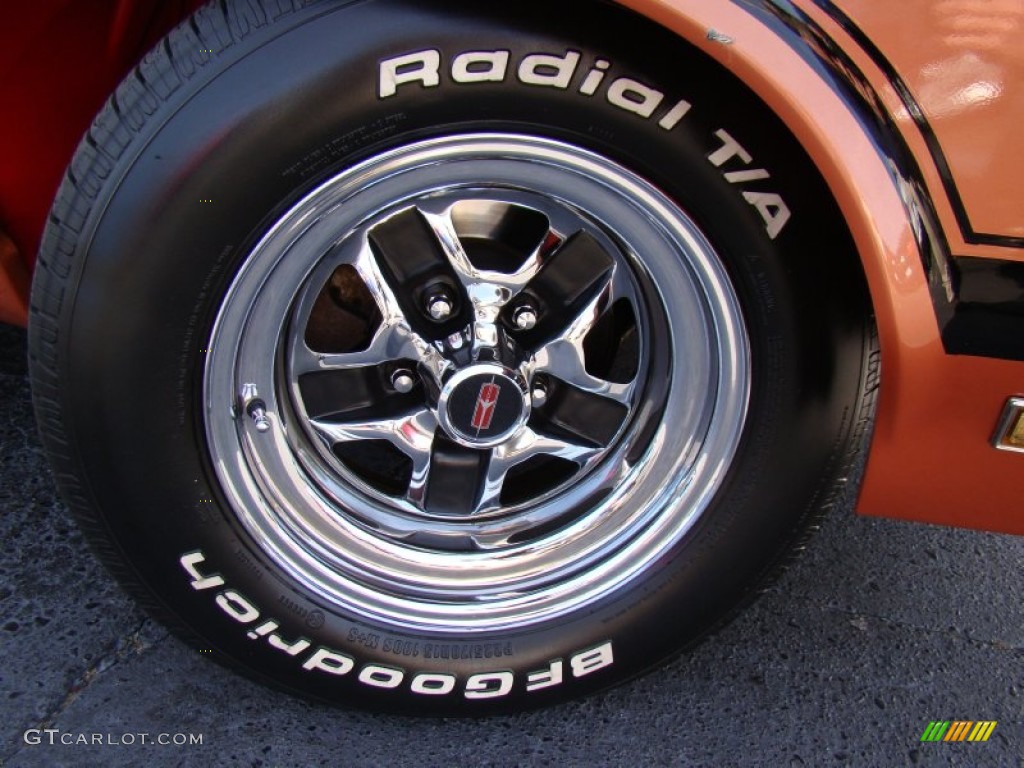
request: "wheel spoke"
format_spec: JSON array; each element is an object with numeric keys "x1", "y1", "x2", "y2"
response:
[
  {"x1": 465, "y1": 224, "x2": 563, "y2": 298},
  {"x1": 565, "y1": 262, "x2": 635, "y2": 339},
  {"x1": 423, "y1": 437, "x2": 490, "y2": 515},
  {"x1": 500, "y1": 231, "x2": 620, "y2": 348},
  {"x1": 293, "y1": 327, "x2": 449, "y2": 385},
  {"x1": 532, "y1": 379, "x2": 631, "y2": 448},
  {"x1": 417, "y1": 210, "x2": 515, "y2": 333},
  {"x1": 535, "y1": 343, "x2": 634, "y2": 404},
  {"x1": 310, "y1": 409, "x2": 437, "y2": 504},
  {"x1": 532, "y1": 266, "x2": 636, "y2": 404},
  {"x1": 367, "y1": 208, "x2": 471, "y2": 339},
  {"x1": 350, "y1": 240, "x2": 411, "y2": 337},
  {"x1": 415, "y1": 194, "x2": 573, "y2": 294},
  {"x1": 475, "y1": 427, "x2": 599, "y2": 513},
  {"x1": 419, "y1": 209, "x2": 481, "y2": 287},
  {"x1": 289, "y1": 322, "x2": 414, "y2": 375},
  {"x1": 436, "y1": 224, "x2": 550, "y2": 297},
  {"x1": 311, "y1": 408, "x2": 436, "y2": 449},
  {"x1": 496, "y1": 202, "x2": 589, "y2": 293},
  {"x1": 291, "y1": 242, "x2": 453, "y2": 384},
  {"x1": 296, "y1": 366, "x2": 419, "y2": 421}
]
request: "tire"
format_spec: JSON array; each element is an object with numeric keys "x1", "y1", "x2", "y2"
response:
[{"x1": 29, "y1": 0, "x2": 874, "y2": 714}]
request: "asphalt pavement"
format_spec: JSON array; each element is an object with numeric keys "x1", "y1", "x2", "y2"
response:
[{"x1": 0, "y1": 322, "x2": 1021, "y2": 767}]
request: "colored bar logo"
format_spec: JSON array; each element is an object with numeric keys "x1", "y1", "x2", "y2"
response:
[
  {"x1": 471, "y1": 381, "x2": 500, "y2": 432},
  {"x1": 920, "y1": 721, "x2": 997, "y2": 742}
]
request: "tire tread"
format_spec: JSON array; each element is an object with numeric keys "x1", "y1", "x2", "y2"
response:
[{"x1": 28, "y1": 0, "x2": 312, "y2": 641}]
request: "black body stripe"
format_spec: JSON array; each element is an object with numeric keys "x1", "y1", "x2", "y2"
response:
[
  {"x1": 812, "y1": 0, "x2": 1024, "y2": 249},
  {"x1": 728, "y1": 0, "x2": 1024, "y2": 360}
]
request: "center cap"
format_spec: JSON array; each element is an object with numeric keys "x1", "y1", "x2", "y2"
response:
[{"x1": 437, "y1": 364, "x2": 530, "y2": 448}]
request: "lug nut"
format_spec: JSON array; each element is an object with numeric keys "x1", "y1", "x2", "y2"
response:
[
  {"x1": 531, "y1": 380, "x2": 548, "y2": 407},
  {"x1": 391, "y1": 369, "x2": 416, "y2": 394},
  {"x1": 426, "y1": 294, "x2": 454, "y2": 321},
  {"x1": 447, "y1": 331, "x2": 465, "y2": 350},
  {"x1": 513, "y1": 305, "x2": 538, "y2": 331}
]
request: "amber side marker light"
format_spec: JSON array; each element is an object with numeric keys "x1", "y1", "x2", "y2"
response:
[{"x1": 992, "y1": 397, "x2": 1024, "y2": 453}]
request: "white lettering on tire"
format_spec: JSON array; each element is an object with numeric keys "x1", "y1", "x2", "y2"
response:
[
  {"x1": 377, "y1": 50, "x2": 792, "y2": 239},
  {"x1": 246, "y1": 620, "x2": 279, "y2": 640},
  {"x1": 411, "y1": 673, "x2": 458, "y2": 696},
  {"x1": 578, "y1": 59, "x2": 610, "y2": 96},
  {"x1": 267, "y1": 632, "x2": 312, "y2": 657},
  {"x1": 180, "y1": 551, "x2": 225, "y2": 591},
  {"x1": 707, "y1": 129, "x2": 791, "y2": 239},
  {"x1": 518, "y1": 50, "x2": 581, "y2": 88},
  {"x1": 525, "y1": 660, "x2": 563, "y2": 691},
  {"x1": 378, "y1": 49, "x2": 441, "y2": 98},
  {"x1": 215, "y1": 590, "x2": 260, "y2": 623},
  {"x1": 465, "y1": 671, "x2": 515, "y2": 700},
  {"x1": 186, "y1": 544, "x2": 617, "y2": 695},
  {"x1": 452, "y1": 50, "x2": 510, "y2": 83},
  {"x1": 302, "y1": 647, "x2": 356, "y2": 676},
  {"x1": 742, "y1": 192, "x2": 791, "y2": 240},
  {"x1": 359, "y1": 665, "x2": 405, "y2": 689},
  {"x1": 606, "y1": 77, "x2": 664, "y2": 118},
  {"x1": 569, "y1": 642, "x2": 615, "y2": 678}
]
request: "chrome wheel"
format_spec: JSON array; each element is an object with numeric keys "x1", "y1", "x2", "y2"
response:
[{"x1": 204, "y1": 134, "x2": 750, "y2": 632}]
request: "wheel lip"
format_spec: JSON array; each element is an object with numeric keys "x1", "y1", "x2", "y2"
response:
[{"x1": 203, "y1": 133, "x2": 750, "y2": 632}]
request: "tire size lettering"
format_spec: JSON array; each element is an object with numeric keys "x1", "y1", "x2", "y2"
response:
[
  {"x1": 347, "y1": 627, "x2": 380, "y2": 650},
  {"x1": 423, "y1": 642, "x2": 513, "y2": 660},
  {"x1": 181, "y1": 550, "x2": 613, "y2": 699},
  {"x1": 382, "y1": 637, "x2": 421, "y2": 658}
]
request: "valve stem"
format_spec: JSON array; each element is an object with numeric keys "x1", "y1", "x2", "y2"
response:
[{"x1": 240, "y1": 383, "x2": 271, "y2": 433}]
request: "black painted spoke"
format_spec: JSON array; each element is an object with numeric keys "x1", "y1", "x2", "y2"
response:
[
  {"x1": 423, "y1": 435, "x2": 491, "y2": 516},
  {"x1": 531, "y1": 379, "x2": 629, "y2": 448},
  {"x1": 500, "y1": 231, "x2": 615, "y2": 348},
  {"x1": 367, "y1": 208, "x2": 471, "y2": 339},
  {"x1": 297, "y1": 365, "x2": 422, "y2": 421}
]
